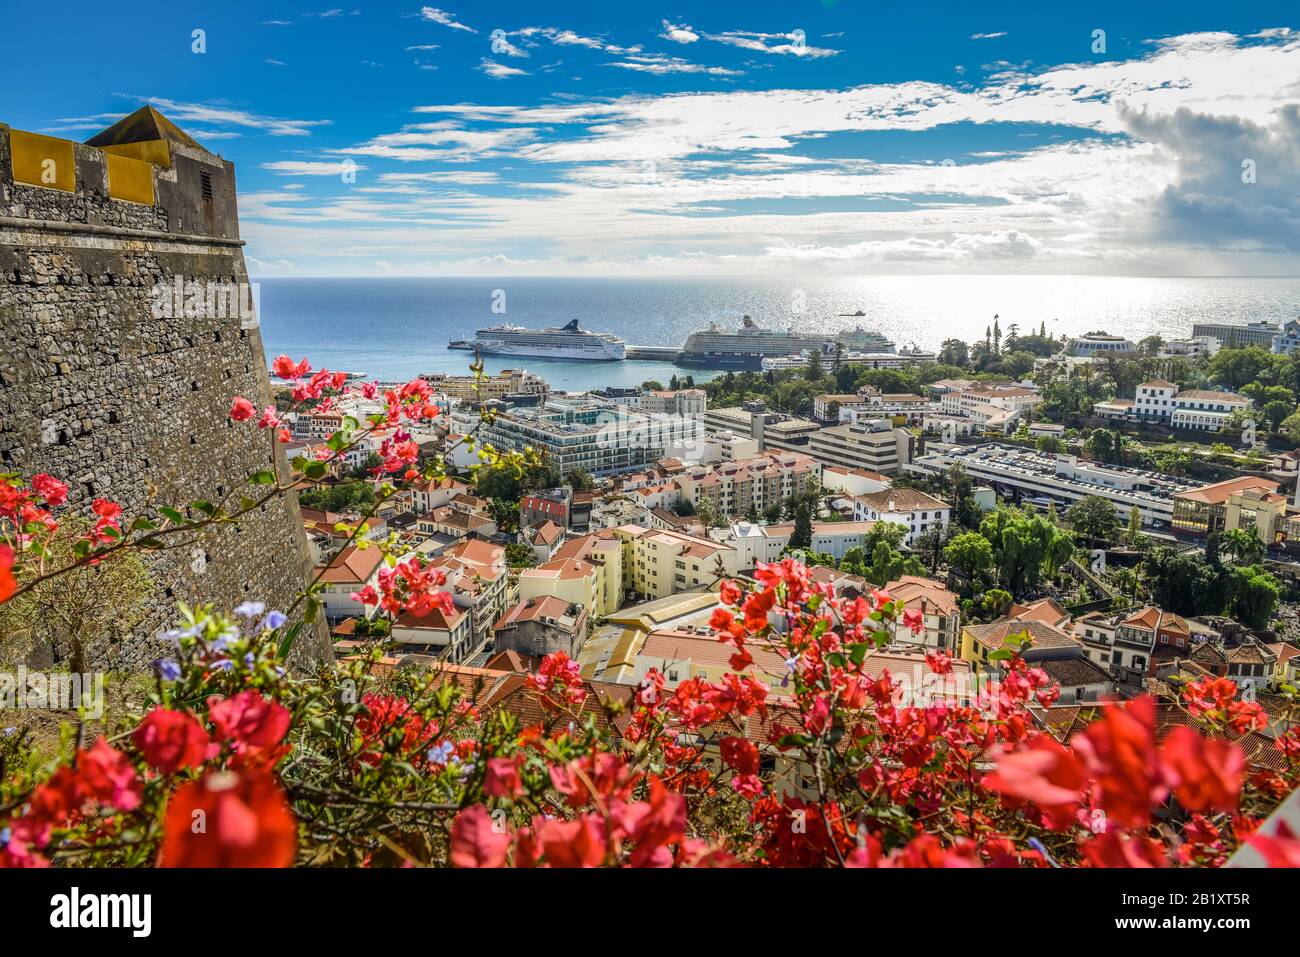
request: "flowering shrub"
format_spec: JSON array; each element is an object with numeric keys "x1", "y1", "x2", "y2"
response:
[{"x1": 1, "y1": 357, "x2": 1297, "y2": 867}]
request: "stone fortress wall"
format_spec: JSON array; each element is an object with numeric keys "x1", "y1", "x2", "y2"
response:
[{"x1": 0, "y1": 108, "x2": 330, "y2": 670}]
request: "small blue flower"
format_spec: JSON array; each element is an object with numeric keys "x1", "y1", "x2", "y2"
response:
[
  {"x1": 234, "y1": 601, "x2": 266, "y2": 619},
  {"x1": 0, "y1": 827, "x2": 10, "y2": 848},
  {"x1": 209, "y1": 625, "x2": 240, "y2": 651},
  {"x1": 244, "y1": 652, "x2": 256, "y2": 667},
  {"x1": 211, "y1": 658, "x2": 236, "y2": 672},
  {"x1": 427, "y1": 741, "x2": 454, "y2": 766},
  {"x1": 262, "y1": 610, "x2": 287, "y2": 631},
  {"x1": 157, "y1": 659, "x2": 182, "y2": 681}
]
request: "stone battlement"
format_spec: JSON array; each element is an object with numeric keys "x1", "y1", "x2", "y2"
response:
[{"x1": 0, "y1": 107, "x2": 329, "y2": 671}]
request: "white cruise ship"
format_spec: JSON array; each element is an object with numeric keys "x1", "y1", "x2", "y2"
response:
[
  {"x1": 681, "y1": 315, "x2": 896, "y2": 369},
  {"x1": 451, "y1": 319, "x2": 626, "y2": 361}
]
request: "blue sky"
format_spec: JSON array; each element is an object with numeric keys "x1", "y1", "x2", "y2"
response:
[{"x1": 3, "y1": 2, "x2": 1300, "y2": 276}]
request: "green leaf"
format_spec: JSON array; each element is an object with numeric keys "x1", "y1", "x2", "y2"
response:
[
  {"x1": 303, "y1": 461, "x2": 328, "y2": 481},
  {"x1": 249, "y1": 469, "x2": 276, "y2": 485},
  {"x1": 159, "y1": 507, "x2": 185, "y2": 524},
  {"x1": 277, "y1": 621, "x2": 302, "y2": 660}
]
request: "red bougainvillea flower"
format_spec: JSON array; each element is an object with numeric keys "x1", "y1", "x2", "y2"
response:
[
  {"x1": 983, "y1": 733, "x2": 1086, "y2": 831},
  {"x1": 229, "y1": 396, "x2": 256, "y2": 421},
  {"x1": 902, "y1": 607, "x2": 924, "y2": 635},
  {"x1": 1181, "y1": 675, "x2": 1266, "y2": 733},
  {"x1": 1080, "y1": 830, "x2": 1166, "y2": 868},
  {"x1": 526, "y1": 651, "x2": 587, "y2": 710},
  {"x1": 159, "y1": 769, "x2": 296, "y2": 867},
  {"x1": 0, "y1": 544, "x2": 16, "y2": 604},
  {"x1": 719, "y1": 578, "x2": 742, "y2": 605},
  {"x1": 925, "y1": 650, "x2": 953, "y2": 675},
  {"x1": 133, "y1": 707, "x2": 211, "y2": 775},
  {"x1": 484, "y1": 756, "x2": 526, "y2": 798},
  {"x1": 1248, "y1": 821, "x2": 1300, "y2": 868},
  {"x1": 208, "y1": 691, "x2": 291, "y2": 763},
  {"x1": 30, "y1": 473, "x2": 68, "y2": 507},
  {"x1": 77, "y1": 739, "x2": 143, "y2": 813},
  {"x1": 450, "y1": 805, "x2": 511, "y2": 868},
  {"x1": 1069, "y1": 696, "x2": 1165, "y2": 829},
  {"x1": 255, "y1": 405, "x2": 281, "y2": 429},
  {"x1": 271, "y1": 355, "x2": 312, "y2": 380},
  {"x1": 719, "y1": 736, "x2": 763, "y2": 798},
  {"x1": 1159, "y1": 726, "x2": 1244, "y2": 814},
  {"x1": 89, "y1": 498, "x2": 123, "y2": 544},
  {"x1": 538, "y1": 815, "x2": 607, "y2": 868}
]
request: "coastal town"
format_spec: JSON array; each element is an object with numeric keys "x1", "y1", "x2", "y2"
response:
[{"x1": 289, "y1": 318, "x2": 1300, "y2": 790}]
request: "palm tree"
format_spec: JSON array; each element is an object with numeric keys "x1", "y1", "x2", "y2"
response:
[{"x1": 1221, "y1": 527, "x2": 1266, "y2": 565}]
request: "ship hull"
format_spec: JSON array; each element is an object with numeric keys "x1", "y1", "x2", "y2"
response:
[
  {"x1": 474, "y1": 341, "x2": 625, "y2": 361},
  {"x1": 677, "y1": 352, "x2": 768, "y2": 370}
]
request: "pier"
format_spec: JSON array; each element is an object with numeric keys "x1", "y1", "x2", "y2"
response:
[{"x1": 625, "y1": 345, "x2": 683, "y2": 361}]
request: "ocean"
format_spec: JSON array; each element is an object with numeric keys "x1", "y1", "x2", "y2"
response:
[{"x1": 253, "y1": 276, "x2": 1300, "y2": 390}]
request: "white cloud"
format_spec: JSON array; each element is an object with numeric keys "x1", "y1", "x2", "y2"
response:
[
  {"x1": 142, "y1": 97, "x2": 330, "y2": 136},
  {"x1": 660, "y1": 20, "x2": 699, "y2": 44},
  {"x1": 420, "y1": 6, "x2": 476, "y2": 33},
  {"x1": 971, "y1": 32, "x2": 1007, "y2": 40},
  {"x1": 605, "y1": 54, "x2": 742, "y2": 76},
  {"x1": 704, "y1": 30, "x2": 840, "y2": 57},
  {"x1": 240, "y1": 29, "x2": 1300, "y2": 276},
  {"x1": 478, "y1": 58, "x2": 529, "y2": 79},
  {"x1": 261, "y1": 160, "x2": 366, "y2": 176}
]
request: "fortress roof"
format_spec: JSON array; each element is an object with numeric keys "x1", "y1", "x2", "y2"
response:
[{"x1": 87, "y1": 106, "x2": 206, "y2": 152}]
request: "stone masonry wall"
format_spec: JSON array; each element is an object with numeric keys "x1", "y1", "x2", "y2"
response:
[{"x1": 0, "y1": 125, "x2": 330, "y2": 671}]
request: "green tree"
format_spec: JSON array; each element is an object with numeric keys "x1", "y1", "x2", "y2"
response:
[
  {"x1": 1220, "y1": 527, "x2": 1265, "y2": 565},
  {"x1": 790, "y1": 501, "x2": 814, "y2": 551},
  {"x1": 979, "y1": 506, "x2": 1073, "y2": 597},
  {"x1": 1065, "y1": 495, "x2": 1122, "y2": 547},
  {"x1": 938, "y1": 338, "x2": 969, "y2": 367},
  {"x1": 504, "y1": 542, "x2": 536, "y2": 568},
  {"x1": 1226, "y1": 565, "x2": 1281, "y2": 630},
  {"x1": 298, "y1": 480, "x2": 376, "y2": 513},
  {"x1": 944, "y1": 531, "x2": 993, "y2": 586}
]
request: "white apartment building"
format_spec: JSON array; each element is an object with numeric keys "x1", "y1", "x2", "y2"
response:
[
  {"x1": 1191, "y1": 320, "x2": 1280, "y2": 349},
  {"x1": 939, "y1": 384, "x2": 1041, "y2": 433},
  {"x1": 1272, "y1": 319, "x2": 1300, "y2": 355},
  {"x1": 1160, "y1": 336, "x2": 1220, "y2": 359},
  {"x1": 851, "y1": 489, "x2": 951, "y2": 544},
  {"x1": 1125, "y1": 379, "x2": 1251, "y2": 432},
  {"x1": 808, "y1": 418, "x2": 914, "y2": 475},
  {"x1": 718, "y1": 519, "x2": 879, "y2": 566}
]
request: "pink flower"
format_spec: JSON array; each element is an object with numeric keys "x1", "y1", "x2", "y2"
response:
[
  {"x1": 30, "y1": 473, "x2": 68, "y2": 507},
  {"x1": 902, "y1": 608, "x2": 924, "y2": 635},
  {"x1": 450, "y1": 805, "x2": 511, "y2": 868},
  {"x1": 256, "y1": 406, "x2": 281, "y2": 429},
  {"x1": 229, "y1": 396, "x2": 256, "y2": 421},
  {"x1": 271, "y1": 355, "x2": 311, "y2": 380}
]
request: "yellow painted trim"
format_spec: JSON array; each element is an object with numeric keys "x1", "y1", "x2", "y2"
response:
[
  {"x1": 100, "y1": 140, "x2": 172, "y2": 168},
  {"x1": 106, "y1": 152, "x2": 155, "y2": 205},
  {"x1": 10, "y1": 129, "x2": 75, "y2": 192}
]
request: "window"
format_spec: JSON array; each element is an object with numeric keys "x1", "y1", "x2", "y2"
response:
[{"x1": 200, "y1": 170, "x2": 213, "y2": 202}]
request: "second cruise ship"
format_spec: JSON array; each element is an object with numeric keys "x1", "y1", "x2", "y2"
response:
[
  {"x1": 450, "y1": 319, "x2": 627, "y2": 361},
  {"x1": 680, "y1": 315, "x2": 896, "y2": 369}
]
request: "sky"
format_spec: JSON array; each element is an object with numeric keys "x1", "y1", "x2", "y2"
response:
[{"x1": 3, "y1": 1, "x2": 1300, "y2": 278}]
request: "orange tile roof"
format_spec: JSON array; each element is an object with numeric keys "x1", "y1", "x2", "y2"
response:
[
  {"x1": 315, "y1": 544, "x2": 385, "y2": 585},
  {"x1": 1174, "y1": 476, "x2": 1279, "y2": 505}
]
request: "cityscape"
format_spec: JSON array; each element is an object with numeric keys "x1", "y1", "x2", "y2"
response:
[{"x1": 2, "y1": 0, "x2": 1300, "y2": 932}]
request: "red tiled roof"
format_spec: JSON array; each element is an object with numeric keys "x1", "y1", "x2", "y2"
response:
[{"x1": 315, "y1": 544, "x2": 384, "y2": 585}]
